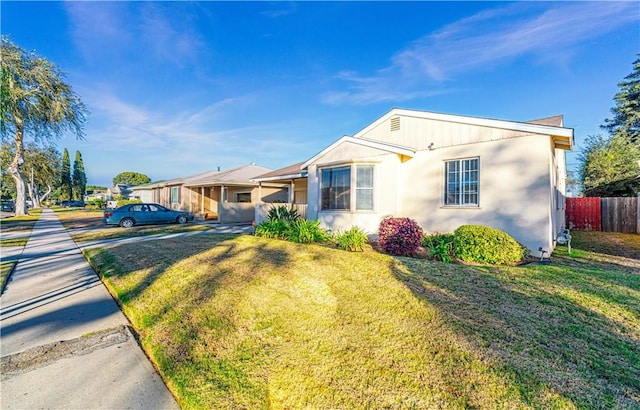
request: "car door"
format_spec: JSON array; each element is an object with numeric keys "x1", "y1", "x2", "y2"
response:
[
  {"x1": 129, "y1": 204, "x2": 150, "y2": 224},
  {"x1": 147, "y1": 204, "x2": 172, "y2": 224}
]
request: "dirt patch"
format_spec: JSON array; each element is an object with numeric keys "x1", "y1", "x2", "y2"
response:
[{"x1": 0, "y1": 326, "x2": 130, "y2": 378}]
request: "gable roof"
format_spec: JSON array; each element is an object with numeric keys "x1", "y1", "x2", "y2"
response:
[
  {"x1": 355, "y1": 108, "x2": 574, "y2": 150},
  {"x1": 302, "y1": 136, "x2": 416, "y2": 170},
  {"x1": 184, "y1": 163, "x2": 272, "y2": 187},
  {"x1": 526, "y1": 115, "x2": 564, "y2": 127},
  {"x1": 252, "y1": 162, "x2": 307, "y2": 182}
]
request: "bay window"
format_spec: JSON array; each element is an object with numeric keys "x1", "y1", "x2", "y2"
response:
[{"x1": 321, "y1": 164, "x2": 374, "y2": 211}]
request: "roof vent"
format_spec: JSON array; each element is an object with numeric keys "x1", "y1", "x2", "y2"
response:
[{"x1": 390, "y1": 117, "x2": 400, "y2": 132}]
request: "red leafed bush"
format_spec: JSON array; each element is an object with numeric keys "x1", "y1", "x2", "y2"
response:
[{"x1": 377, "y1": 217, "x2": 424, "y2": 256}]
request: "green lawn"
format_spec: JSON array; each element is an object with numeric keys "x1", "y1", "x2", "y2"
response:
[{"x1": 84, "y1": 231, "x2": 640, "y2": 409}]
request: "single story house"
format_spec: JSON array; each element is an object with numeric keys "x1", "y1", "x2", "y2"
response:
[
  {"x1": 253, "y1": 108, "x2": 574, "y2": 257},
  {"x1": 131, "y1": 163, "x2": 283, "y2": 224}
]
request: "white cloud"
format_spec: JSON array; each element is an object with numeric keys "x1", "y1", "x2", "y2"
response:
[{"x1": 325, "y1": 2, "x2": 639, "y2": 105}]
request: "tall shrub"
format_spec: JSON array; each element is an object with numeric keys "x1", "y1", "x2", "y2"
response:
[{"x1": 377, "y1": 217, "x2": 424, "y2": 256}]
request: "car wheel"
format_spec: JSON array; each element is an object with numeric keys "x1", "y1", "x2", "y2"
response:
[
  {"x1": 177, "y1": 215, "x2": 187, "y2": 224},
  {"x1": 120, "y1": 217, "x2": 135, "y2": 228}
]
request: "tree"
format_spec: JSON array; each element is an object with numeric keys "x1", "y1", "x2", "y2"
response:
[
  {"x1": 25, "y1": 143, "x2": 61, "y2": 207},
  {"x1": 581, "y1": 55, "x2": 640, "y2": 197},
  {"x1": 60, "y1": 148, "x2": 72, "y2": 201},
  {"x1": 0, "y1": 36, "x2": 87, "y2": 215},
  {"x1": 112, "y1": 171, "x2": 150, "y2": 186},
  {"x1": 72, "y1": 150, "x2": 86, "y2": 200},
  {"x1": 580, "y1": 134, "x2": 640, "y2": 197},
  {"x1": 602, "y1": 55, "x2": 640, "y2": 143},
  {"x1": 1, "y1": 142, "x2": 62, "y2": 206}
]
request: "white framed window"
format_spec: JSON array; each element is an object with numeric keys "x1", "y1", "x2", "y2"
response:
[
  {"x1": 321, "y1": 164, "x2": 374, "y2": 211},
  {"x1": 321, "y1": 166, "x2": 350, "y2": 210},
  {"x1": 170, "y1": 186, "x2": 180, "y2": 204},
  {"x1": 444, "y1": 158, "x2": 479, "y2": 206},
  {"x1": 356, "y1": 165, "x2": 374, "y2": 210}
]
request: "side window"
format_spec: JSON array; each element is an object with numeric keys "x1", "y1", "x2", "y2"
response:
[
  {"x1": 131, "y1": 205, "x2": 142, "y2": 212},
  {"x1": 444, "y1": 158, "x2": 479, "y2": 206},
  {"x1": 148, "y1": 205, "x2": 159, "y2": 212},
  {"x1": 356, "y1": 165, "x2": 374, "y2": 210},
  {"x1": 170, "y1": 186, "x2": 180, "y2": 204}
]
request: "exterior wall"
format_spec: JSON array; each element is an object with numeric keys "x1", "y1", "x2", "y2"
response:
[
  {"x1": 307, "y1": 142, "x2": 401, "y2": 235},
  {"x1": 260, "y1": 186, "x2": 288, "y2": 203},
  {"x1": 219, "y1": 203, "x2": 255, "y2": 223},
  {"x1": 362, "y1": 114, "x2": 532, "y2": 151},
  {"x1": 398, "y1": 134, "x2": 554, "y2": 256},
  {"x1": 130, "y1": 189, "x2": 153, "y2": 202},
  {"x1": 550, "y1": 147, "x2": 568, "y2": 240},
  {"x1": 307, "y1": 133, "x2": 558, "y2": 256}
]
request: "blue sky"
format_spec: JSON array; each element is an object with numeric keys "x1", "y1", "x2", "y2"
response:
[{"x1": 2, "y1": 1, "x2": 639, "y2": 187}]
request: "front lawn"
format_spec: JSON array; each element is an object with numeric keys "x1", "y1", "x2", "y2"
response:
[{"x1": 84, "y1": 231, "x2": 640, "y2": 409}]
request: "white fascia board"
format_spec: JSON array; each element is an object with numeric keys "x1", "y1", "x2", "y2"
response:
[
  {"x1": 301, "y1": 136, "x2": 415, "y2": 170},
  {"x1": 251, "y1": 172, "x2": 308, "y2": 183}
]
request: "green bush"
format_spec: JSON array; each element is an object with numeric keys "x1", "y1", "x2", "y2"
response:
[
  {"x1": 286, "y1": 219, "x2": 330, "y2": 244},
  {"x1": 422, "y1": 233, "x2": 454, "y2": 262},
  {"x1": 452, "y1": 225, "x2": 526, "y2": 265},
  {"x1": 86, "y1": 199, "x2": 106, "y2": 209},
  {"x1": 335, "y1": 226, "x2": 369, "y2": 252},
  {"x1": 117, "y1": 199, "x2": 142, "y2": 207},
  {"x1": 267, "y1": 205, "x2": 299, "y2": 224},
  {"x1": 254, "y1": 219, "x2": 289, "y2": 239}
]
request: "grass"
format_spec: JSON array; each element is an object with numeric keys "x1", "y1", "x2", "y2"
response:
[
  {"x1": 1, "y1": 260, "x2": 17, "y2": 293},
  {"x1": 0, "y1": 209, "x2": 42, "y2": 233},
  {"x1": 0, "y1": 237, "x2": 29, "y2": 247},
  {"x1": 56, "y1": 209, "x2": 212, "y2": 242},
  {"x1": 84, "y1": 231, "x2": 640, "y2": 409}
]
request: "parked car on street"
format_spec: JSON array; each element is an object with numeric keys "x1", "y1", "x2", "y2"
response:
[
  {"x1": 103, "y1": 203, "x2": 195, "y2": 228},
  {"x1": 61, "y1": 200, "x2": 85, "y2": 208},
  {"x1": 0, "y1": 200, "x2": 15, "y2": 212}
]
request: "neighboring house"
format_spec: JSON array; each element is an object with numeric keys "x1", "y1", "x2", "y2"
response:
[
  {"x1": 137, "y1": 164, "x2": 280, "y2": 224},
  {"x1": 106, "y1": 184, "x2": 132, "y2": 201},
  {"x1": 254, "y1": 108, "x2": 573, "y2": 257}
]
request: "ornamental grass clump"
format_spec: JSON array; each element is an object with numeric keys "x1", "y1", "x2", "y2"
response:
[
  {"x1": 377, "y1": 217, "x2": 424, "y2": 256},
  {"x1": 255, "y1": 205, "x2": 300, "y2": 239},
  {"x1": 422, "y1": 233, "x2": 455, "y2": 262},
  {"x1": 286, "y1": 219, "x2": 330, "y2": 244},
  {"x1": 452, "y1": 224, "x2": 526, "y2": 265},
  {"x1": 334, "y1": 226, "x2": 369, "y2": 252}
]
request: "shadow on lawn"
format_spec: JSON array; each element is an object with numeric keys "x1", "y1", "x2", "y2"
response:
[
  {"x1": 391, "y1": 257, "x2": 640, "y2": 409},
  {"x1": 86, "y1": 234, "x2": 296, "y2": 325}
]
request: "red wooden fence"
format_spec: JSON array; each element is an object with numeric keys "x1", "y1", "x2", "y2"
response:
[{"x1": 566, "y1": 197, "x2": 601, "y2": 231}]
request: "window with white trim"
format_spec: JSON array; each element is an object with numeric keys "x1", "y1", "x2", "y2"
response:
[
  {"x1": 321, "y1": 164, "x2": 374, "y2": 211},
  {"x1": 444, "y1": 158, "x2": 479, "y2": 206},
  {"x1": 356, "y1": 165, "x2": 374, "y2": 210},
  {"x1": 321, "y1": 166, "x2": 350, "y2": 210},
  {"x1": 170, "y1": 186, "x2": 180, "y2": 204}
]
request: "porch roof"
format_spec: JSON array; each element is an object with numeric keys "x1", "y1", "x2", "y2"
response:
[
  {"x1": 184, "y1": 163, "x2": 272, "y2": 187},
  {"x1": 251, "y1": 162, "x2": 307, "y2": 183}
]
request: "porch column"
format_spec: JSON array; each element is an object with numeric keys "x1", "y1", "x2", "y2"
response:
[
  {"x1": 289, "y1": 180, "x2": 295, "y2": 204},
  {"x1": 201, "y1": 186, "x2": 205, "y2": 213}
]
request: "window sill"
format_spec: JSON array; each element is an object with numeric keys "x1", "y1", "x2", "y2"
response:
[{"x1": 441, "y1": 205, "x2": 480, "y2": 209}]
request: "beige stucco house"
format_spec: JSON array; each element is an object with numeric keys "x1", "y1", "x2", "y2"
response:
[
  {"x1": 131, "y1": 163, "x2": 283, "y2": 224},
  {"x1": 254, "y1": 108, "x2": 574, "y2": 257}
]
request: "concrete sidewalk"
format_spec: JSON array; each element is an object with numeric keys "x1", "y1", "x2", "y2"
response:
[{"x1": 0, "y1": 209, "x2": 178, "y2": 409}]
